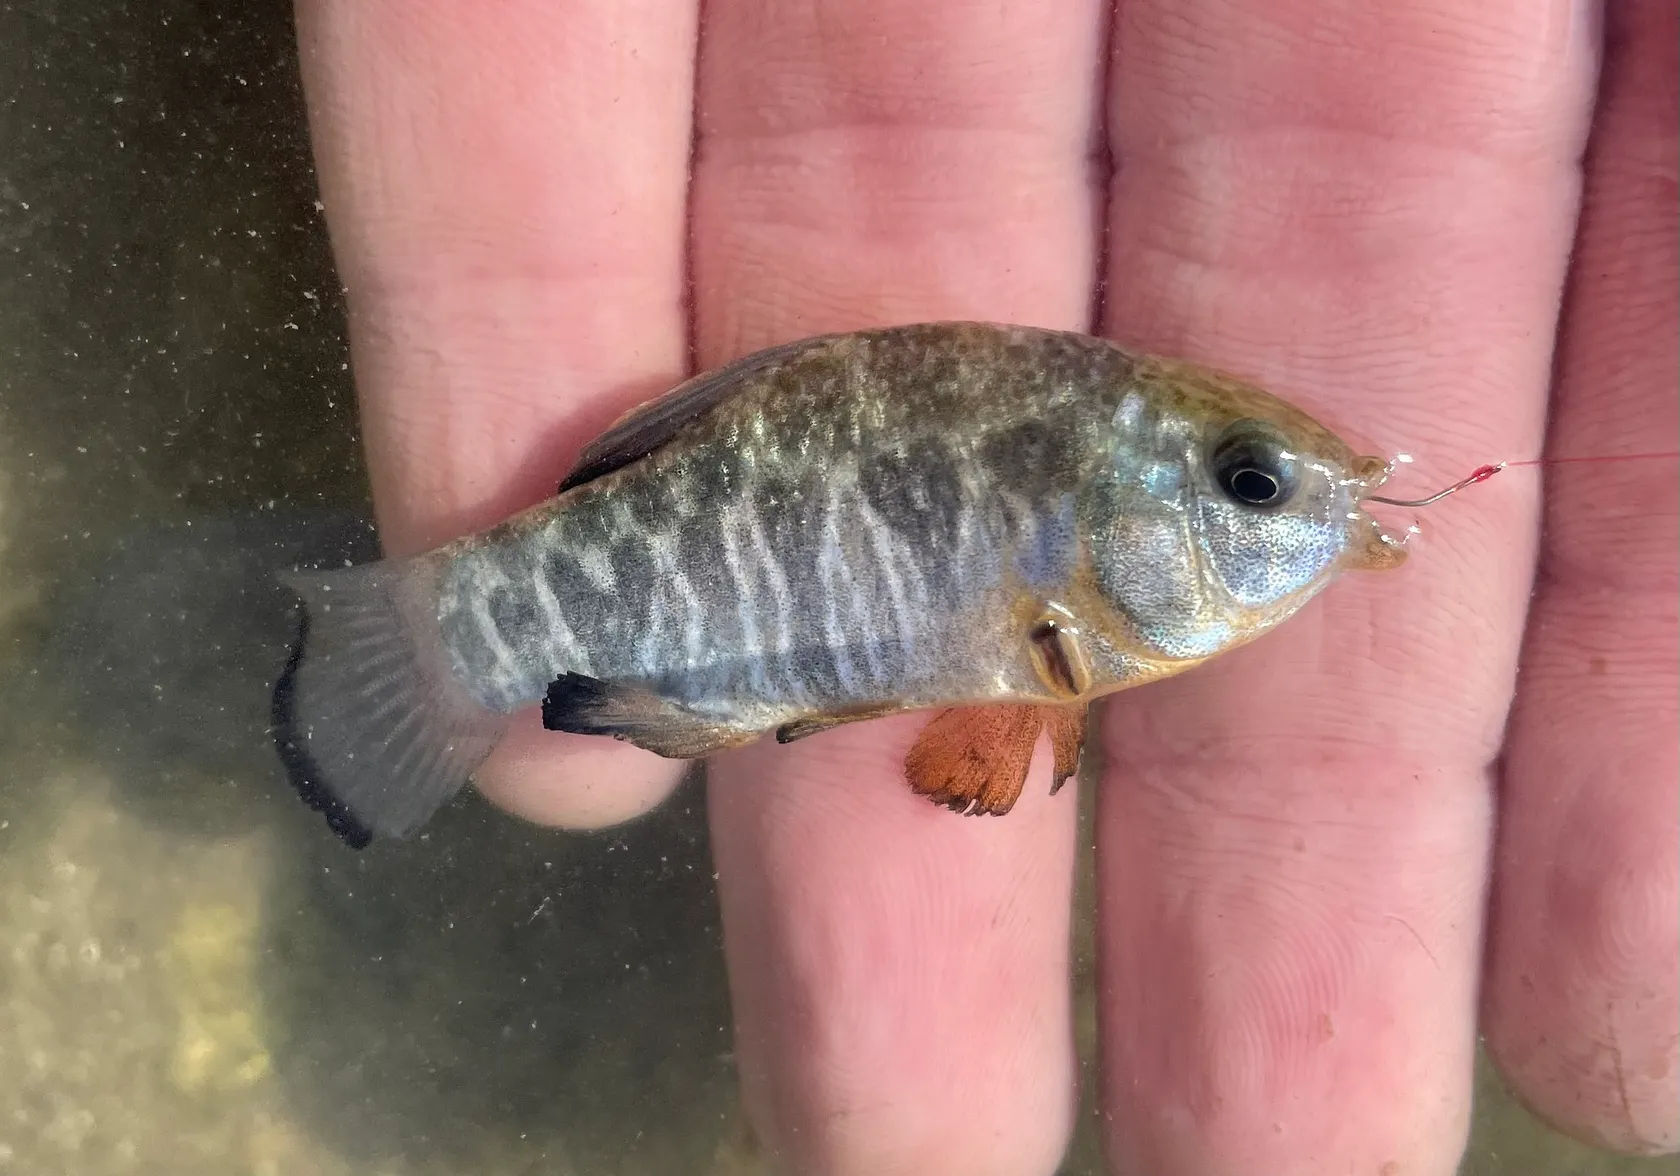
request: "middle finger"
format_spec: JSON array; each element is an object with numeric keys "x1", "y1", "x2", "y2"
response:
[{"x1": 691, "y1": 0, "x2": 1108, "y2": 1172}]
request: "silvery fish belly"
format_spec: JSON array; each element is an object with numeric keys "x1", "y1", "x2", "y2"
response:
[{"x1": 274, "y1": 322, "x2": 1407, "y2": 845}]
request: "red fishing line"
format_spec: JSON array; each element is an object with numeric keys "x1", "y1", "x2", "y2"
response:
[
  {"x1": 1369, "y1": 451, "x2": 1679, "y2": 509},
  {"x1": 1502, "y1": 450, "x2": 1680, "y2": 468}
]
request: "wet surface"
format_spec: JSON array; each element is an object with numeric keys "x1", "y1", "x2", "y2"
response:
[{"x1": 0, "y1": 2, "x2": 1669, "y2": 1173}]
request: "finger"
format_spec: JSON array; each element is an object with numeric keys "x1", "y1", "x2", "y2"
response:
[
  {"x1": 690, "y1": 1, "x2": 1107, "y2": 1171},
  {"x1": 1483, "y1": 0, "x2": 1679, "y2": 1152},
  {"x1": 1093, "y1": 1, "x2": 1598, "y2": 1172},
  {"x1": 294, "y1": 0, "x2": 698, "y2": 826}
]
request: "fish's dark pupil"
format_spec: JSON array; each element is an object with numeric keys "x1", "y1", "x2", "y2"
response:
[
  {"x1": 1211, "y1": 421, "x2": 1299, "y2": 509},
  {"x1": 1229, "y1": 466, "x2": 1280, "y2": 503}
]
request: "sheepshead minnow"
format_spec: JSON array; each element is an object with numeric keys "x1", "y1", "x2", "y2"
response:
[{"x1": 274, "y1": 321, "x2": 1409, "y2": 846}]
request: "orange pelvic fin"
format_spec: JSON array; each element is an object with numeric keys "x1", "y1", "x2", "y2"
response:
[
  {"x1": 903, "y1": 703, "x2": 1088, "y2": 816},
  {"x1": 1044, "y1": 704, "x2": 1087, "y2": 794}
]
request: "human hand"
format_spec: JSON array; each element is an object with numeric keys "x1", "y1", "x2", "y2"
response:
[{"x1": 294, "y1": 0, "x2": 1677, "y2": 1171}]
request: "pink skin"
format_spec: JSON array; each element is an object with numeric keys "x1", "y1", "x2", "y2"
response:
[{"x1": 294, "y1": 0, "x2": 1677, "y2": 1172}]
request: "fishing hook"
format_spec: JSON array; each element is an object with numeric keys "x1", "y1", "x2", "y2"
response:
[{"x1": 1367, "y1": 462, "x2": 1505, "y2": 508}]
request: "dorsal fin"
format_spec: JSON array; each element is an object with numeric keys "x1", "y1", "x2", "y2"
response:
[{"x1": 558, "y1": 336, "x2": 820, "y2": 493}]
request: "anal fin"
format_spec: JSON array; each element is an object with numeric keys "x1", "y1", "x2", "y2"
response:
[
  {"x1": 775, "y1": 703, "x2": 904, "y2": 744},
  {"x1": 541, "y1": 672, "x2": 755, "y2": 759}
]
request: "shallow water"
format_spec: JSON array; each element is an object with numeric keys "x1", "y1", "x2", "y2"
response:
[{"x1": 0, "y1": 4, "x2": 1671, "y2": 1174}]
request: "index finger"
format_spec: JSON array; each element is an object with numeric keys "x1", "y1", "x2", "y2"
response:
[{"x1": 293, "y1": 0, "x2": 699, "y2": 826}]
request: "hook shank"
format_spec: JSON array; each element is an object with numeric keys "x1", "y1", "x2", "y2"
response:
[{"x1": 1367, "y1": 463, "x2": 1505, "y2": 509}]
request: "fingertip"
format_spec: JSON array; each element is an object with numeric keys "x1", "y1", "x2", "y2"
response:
[
  {"x1": 1482, "y1": 743, "x2": 1680, "y2": 1154},
  {"x1": 473, "y1": 709, "x2": 688, "y2": 831}
]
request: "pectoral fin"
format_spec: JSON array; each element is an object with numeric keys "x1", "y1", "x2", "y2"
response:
[
  {"x1": 1027, "y1": 608, "x2": 1093, "y2": 700},
  {"x1": 541, "y1": 672, "x2": 755, "y2": 759}
]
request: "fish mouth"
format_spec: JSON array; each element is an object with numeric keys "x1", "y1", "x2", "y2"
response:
[{"x1": 1339, "y1": 455, "x2": 1410, "y2": 572}]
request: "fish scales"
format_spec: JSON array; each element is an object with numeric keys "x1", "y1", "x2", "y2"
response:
[{"x1": 435, "y1": 324, "x2": 1134, "y2": 721}]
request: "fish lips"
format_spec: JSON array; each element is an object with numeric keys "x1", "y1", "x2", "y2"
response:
[{"x1": 1340, "y1": 454, "x2": 1411, "y2": 572}]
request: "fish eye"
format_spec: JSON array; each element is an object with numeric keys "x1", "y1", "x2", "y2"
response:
[{"x1": 1210, "y1": 422, "x2": 1300, "y2": 509}]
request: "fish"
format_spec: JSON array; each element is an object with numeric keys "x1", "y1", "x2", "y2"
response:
[{"x1": 272, "y1": 321, "x2": 1409, "y2": 847}]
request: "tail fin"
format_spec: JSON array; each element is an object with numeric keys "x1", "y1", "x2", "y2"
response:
[{"x1": 272, "y1": 553, "x2": 510, "y2": 847}]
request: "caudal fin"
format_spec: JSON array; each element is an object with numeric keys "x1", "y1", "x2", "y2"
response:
[{"x1": 272, "y1": 554, "x2": 510, "y2": 847}]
